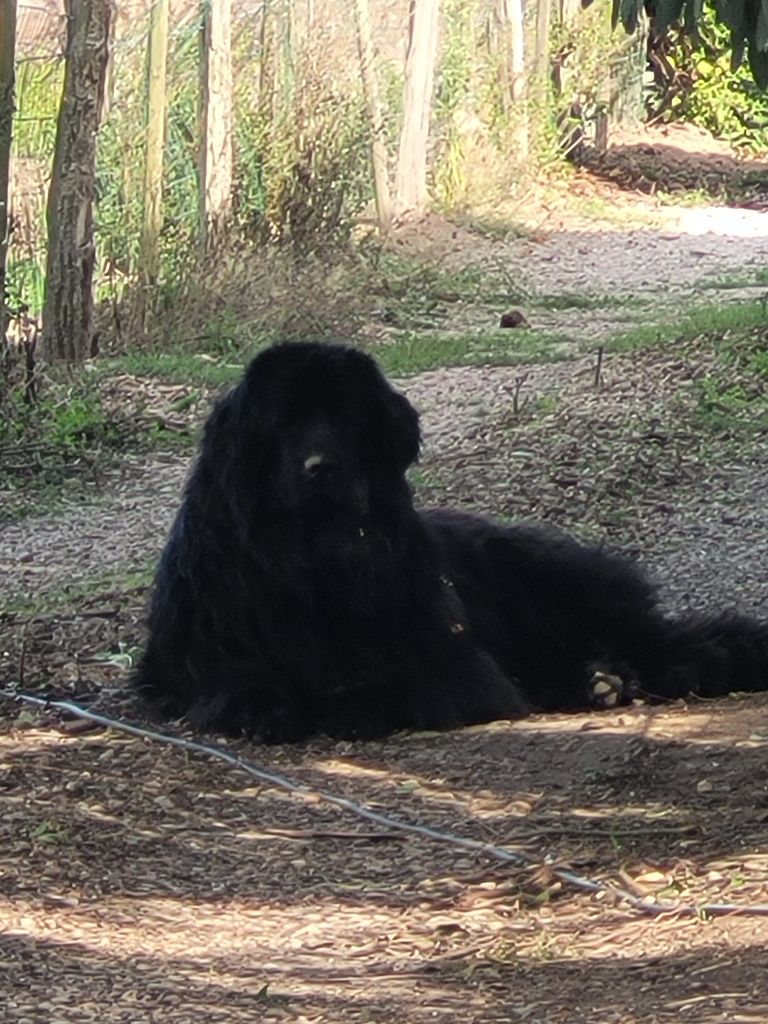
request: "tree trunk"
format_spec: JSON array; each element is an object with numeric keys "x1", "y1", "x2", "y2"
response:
[
  {"x1": 558, "y1": 0, "x2": 580, "y2": 19},
  {"x1": 534, "y1": 0, "x2": 551, "y2": 81},
  {"x1": 140, "y1": 0, "x2": 169, "y2": 290},
  {"x1": 394, "y1": 0, "x2": 439, "y2": 218},
  {"x1": 529, "y1": 0, "x2": 551, "y2": 139},
  {"x1": 498, "y1": 0, "x2": 528, "y2": 159},
  {"x1": 0, "y1": 0, "x2": 16, "y2": 335},
  {"x1": 354, "y1": 0, "x2": 392, "y2": 233},
  {"x1": 200, "y1": 0, "x2": 233, "y2": 253},
  {"x1": 42, "y1": 0, "x2": 112, "y2": 366}
]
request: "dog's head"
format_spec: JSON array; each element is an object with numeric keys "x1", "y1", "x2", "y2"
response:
[{"x1": 200, "y1": 342, "x2": 421, "y2": 522}]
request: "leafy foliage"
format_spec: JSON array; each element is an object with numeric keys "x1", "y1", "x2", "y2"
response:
[
  {"x1": 649, "y1": 6, "x2": 768, "y2": 145},
  {"x1": 609, "y1": 0, "x2": 768, "y2": 87},
  {"x1": 0, "y1": 376, "x2": 119, "y2": 453},
  {"x1": 251, "y1": 80, "x2": 372, "y2": 248},
  {"x1": 12, "y1": 59, "x2": 62, "y2": 158},
  {"x1": 696, "y1": 327, "x2": 768, "y2": 432},
  {"x1": 4, "y1": 257, "x2": 45, "y2": 313},
  {"x1": 432, "y1": 0, "x2": 473, "y2": 206}
]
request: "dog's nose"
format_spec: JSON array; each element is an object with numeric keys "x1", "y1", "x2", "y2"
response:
[{"x1": 303, "y1": 453, "x2": 334, "y2": 479}]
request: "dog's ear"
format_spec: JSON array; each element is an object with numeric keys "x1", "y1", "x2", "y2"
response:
[
  {"x1": 344, "y1": 349, "x2": 421, "y2": 471},
  {"x1": 191, "y1": 382, "x2": 267, "y2": 535},
  {"x1": 199, "y1": 387, "x2": 249, "y2": 469},
  {"x1": 372, "y1": 384, "x2": 421, "y2": 471}
]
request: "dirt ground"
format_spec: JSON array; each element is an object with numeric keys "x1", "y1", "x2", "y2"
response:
[{"x1": 2, "y1": 125, "x2": 768, "y2": 1023}]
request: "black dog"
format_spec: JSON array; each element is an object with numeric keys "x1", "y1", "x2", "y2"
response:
[{"x1": 135, "y1": 341, "x2": 768, "y2": 741}]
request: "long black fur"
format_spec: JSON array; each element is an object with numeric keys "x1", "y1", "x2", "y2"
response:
[{"x1": 134, "y1": 341, "x2": 768, "y2": 741}]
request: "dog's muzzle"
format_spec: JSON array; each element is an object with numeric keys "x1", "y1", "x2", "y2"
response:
[
  {"x1": 299, "y1": 451, "x2": 370, "y2": 515},
  {"x1": 303, "y1": 452, "x2": 331, "y2": 478}
]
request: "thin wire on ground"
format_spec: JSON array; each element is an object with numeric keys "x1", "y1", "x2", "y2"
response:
[{"x1": 3, "y1": 688, "x2": 768, "y2": 920}]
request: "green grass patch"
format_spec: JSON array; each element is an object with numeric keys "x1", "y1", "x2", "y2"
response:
[
  {"x1": 600, "y1": 299, "x2": 768, "y2": 354},
  {"x1": 5, "y1": 565, "x2": 155, "y2": 617},
  {"x1": 694, "y1": 271, "x2": 768, "y2": 293},
  {"x1": 696, "y1": 377, "x2": 768, "y2": 433},
  {"x1": 366, "y1": 250, "x2": 530, "y2": 310},
  {"x1": 531, "y1": 292, "x2": 643, "y2": 312},
  {"x1": 105, "y1": 351, "x2": 248, "y2": 389},
  {"x1": 0, "y1": 366, "x2": 198, "y2": 523},
  {"x1": 656, "y1": 188, "x2": 714, "y2": 208},
  {"x1": 110, "y1": 326, "x2": 573, "y2": 387},
  {"x1": 133, "y1": 331, "x2": 571, "y2": 381},
  {"x1": 695, "y1": 326, "x2": 768, "y2": 434},
  {"x1": 364, "y1": 329, "x2": 573, "y2": 376},
  {"x1": 1, "y1": 379, "x2": 125, "y2": 452}
]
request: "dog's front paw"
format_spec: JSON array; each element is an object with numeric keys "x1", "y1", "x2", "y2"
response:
[{"x1": 587, "y1": 664, "x2": 636, "y2": 709}]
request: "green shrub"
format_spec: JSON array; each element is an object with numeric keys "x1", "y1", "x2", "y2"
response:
[
  {"x1": 650, "y1": 7, "x2": 768, "y2": 149},
  {"x1": 0, "y1": 378, "x2": 119, "y2": 453}
]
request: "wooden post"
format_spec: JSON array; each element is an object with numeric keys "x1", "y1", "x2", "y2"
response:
[
  {"x1": 498, "y1": 0, "x2": 528, "y2": 159},
  {"x1": 534, "y1": 0, "x2": 551, "y2": 79},
  {"x1": 200, "y1": 0, "x2": 233, "y2": 253},
  {"x1": 354, "y1": 0, "x2": 392, "y2": 233},
  {"x1": 140, "y1": 0, "x2": 170, "y2": 290},
  {"x1": 394, "y1": 0, "x2": 439, "y2": 217},
  {"x1": 0, "y1": 0, "x2": 17, "y2": 334}
]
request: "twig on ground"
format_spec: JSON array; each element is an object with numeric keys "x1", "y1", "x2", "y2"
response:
[{"x1": 3, "y1": 689, "x2": 768, "y2": 920}]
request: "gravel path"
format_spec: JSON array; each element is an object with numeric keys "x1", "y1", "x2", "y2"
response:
[
  {"x1": 4, "y1": 353, "x2": 768, "y2": 618},
  {"x1": 500, "y1": 205, "x2": 768, "y2": 296},
  {"x1": 3, "y1": 172, "x2": 768, "y2": 1024},
  {"x1": 408, "y1": 349, "x2": 768, "y2": 616},
  {"x1": 3, "y1": 455, "x2": 188, "y2": 604},
  {"x1": 3, "y1": 201, "x2": 768, "y2": 616}
]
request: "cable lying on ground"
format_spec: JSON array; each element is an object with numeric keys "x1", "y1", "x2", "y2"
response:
[{"x1": 3, "y1": 689, "x2": 768, "y2": 919}]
